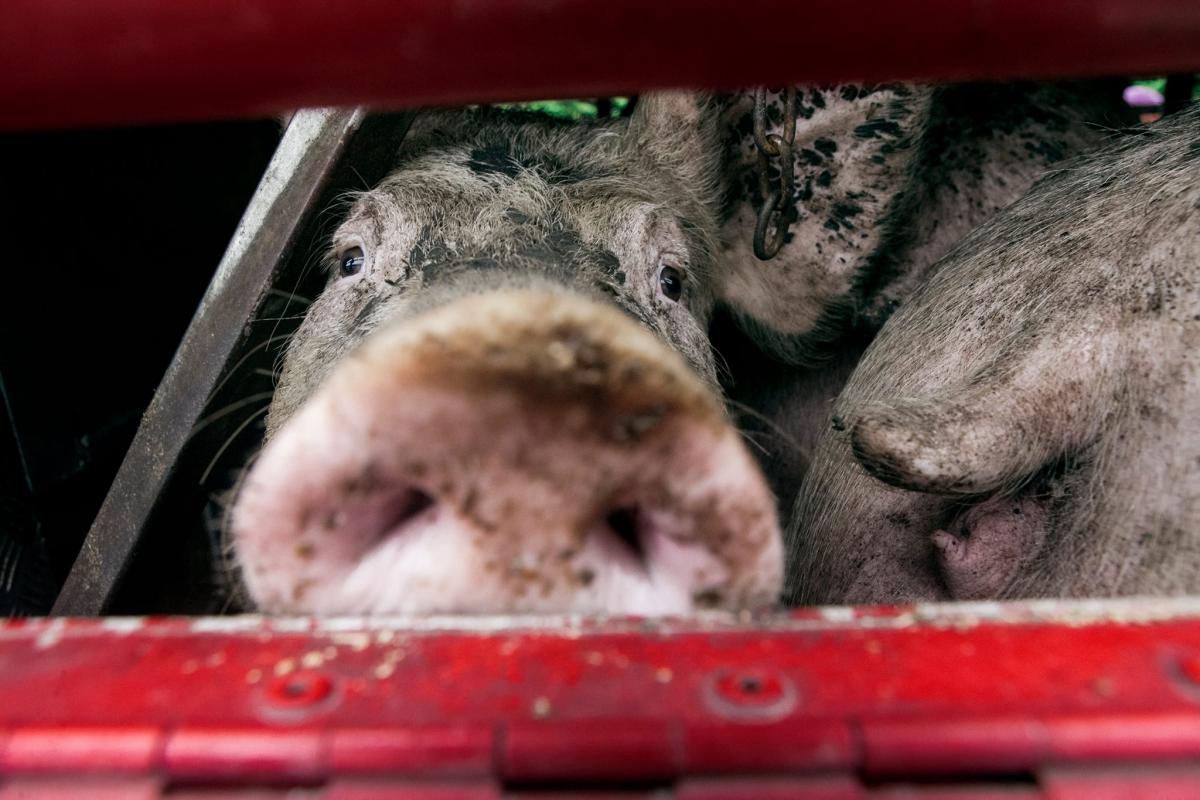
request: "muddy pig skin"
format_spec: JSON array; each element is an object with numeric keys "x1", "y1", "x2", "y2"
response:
[
  {"x1": 231, "y1": 95, "x2": 784, "y2": 615},
  {"x1": 714, "y1": 82, "x2": 1133, "y2": 511},
  {"x1": 790, "y1": 106, "x2": 1200, "y2": 605}
]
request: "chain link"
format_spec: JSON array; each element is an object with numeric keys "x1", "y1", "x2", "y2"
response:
[{"x1": 752, "y1": 87, "x2": 797, "y2": 260}]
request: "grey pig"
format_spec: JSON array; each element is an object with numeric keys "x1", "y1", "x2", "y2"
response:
[{"x1": 790, "y1": 105, "x2": 1200, "y2": 604}]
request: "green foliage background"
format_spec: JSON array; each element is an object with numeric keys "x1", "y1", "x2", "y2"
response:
[
  {"x1": 1131, "y1": 77, "x2": 1200, "y2": 99},
  {"x1": 497, "y1": 98, "x2": 630, "y2": 120},
  {"x1": 506, "y1": 79, "x2": 1198, "y2": 123}
]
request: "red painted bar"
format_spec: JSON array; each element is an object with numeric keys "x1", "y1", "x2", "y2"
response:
[
  {"x1": 0, "y1": 728, "x2": 162, "y2": 775},
  {"x1": 2, "y1": 0, "x2": 1200, "y2": 129},
  {"x1": 2, "y1": 602, "x2": 1200, "y2": 788}
]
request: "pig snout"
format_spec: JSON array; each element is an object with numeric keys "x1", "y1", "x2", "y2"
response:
[{"x1": 232, "y1": 290, "x2": 782, "y2": 615}]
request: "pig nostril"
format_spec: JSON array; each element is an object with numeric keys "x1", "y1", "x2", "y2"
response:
[
  {"x1": 379, "y1": 487, "x2": 435, "y2": 536},
  {"x1": 605, "y1": 507, "x2": 646, "y2": 564}
]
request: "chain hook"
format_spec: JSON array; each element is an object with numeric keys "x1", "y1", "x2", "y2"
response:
[{"x1": 752, "y1": 87, "x2": 797, "y2": 261}]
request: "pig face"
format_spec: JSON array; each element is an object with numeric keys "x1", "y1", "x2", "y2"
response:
[
  {"x1": 789, "y1": 105, "x2": 1200, "y2": 604},
  {"x1": 268, "y1": 100, "x2": 730, "y2": 434},
  {"x1": 231, "y1": 95, "x2": 784, "y2": 616}
]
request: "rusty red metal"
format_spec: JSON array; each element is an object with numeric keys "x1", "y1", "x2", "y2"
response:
[
  {"x1": 4, "y1": 601, "x2": 1200, "y2": 796},
  {"x1": 2, "y1": 0, "x2": 1200, "y2": 130}
]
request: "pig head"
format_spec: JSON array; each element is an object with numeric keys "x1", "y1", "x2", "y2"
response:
[{"x1": 231, "y1": 95, "x2": 785, "y2": 615}]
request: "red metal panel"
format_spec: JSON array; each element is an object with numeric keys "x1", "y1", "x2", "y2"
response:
[
  {"x1": 2, "y1": 0, "x2": 1200, "y2": 130},
  {"x1": 0, "y1": 727, "x2": 162, "y2": 774},
  {"x1": 677, "y1": 775, "x2": 865, "y2": 799},
  {"x1": 0, "y1": 777, "x2": 161, "y2": 800},
  {"x1": 322, "y1": 786, "x2": 500, "y2": 800},
  {"x1": 863, "y1": 711, "x2": 1200, "y2": 775},
  {"x1": 870, "y1": 791, "x2": 1040, "y2": 800},
  {"x1": 162, "y1": 728, "x2": 325, "y2": 782},
  {"x1": 328, "y1": 726, "x2": 494, "y2": 777},
  {"x1": 868, "y1": 791, "x2": 1040, "y2": 800},
  {"x1": 863, "y1": 717, "x2": 1045, "y2": 776},
  {"x1": 1041, "y1": 765, "x2": 1200, "y2": 800},
  {"x1": 502, "y1": 720, "x2": 677, "y2": 782},
  {"x1": 1042, "y1": 711, "x2": 1200, "y2": 762},
  {"x1": 5, "y1": 603, "x2": 1200, "y2": 794},
  {"x1": 681, "y1": 719, "x2": 856, "y2": 774}
]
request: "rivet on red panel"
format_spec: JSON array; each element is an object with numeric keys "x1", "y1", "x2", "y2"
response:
[{"x1": 703, "y1": 668, "x2": 797, "y2": 721}]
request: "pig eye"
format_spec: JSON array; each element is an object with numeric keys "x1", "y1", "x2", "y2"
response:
[
  {"x1": 658, "y1": 264, "x2": 683, "y2": 302},
  {"x1": 338, "y1": 246, "x2": 366, "y2": 278}
]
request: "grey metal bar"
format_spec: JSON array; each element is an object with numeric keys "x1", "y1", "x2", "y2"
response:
[{"x1": 52, "y1": 108, "x2": 414, "y2": 615}]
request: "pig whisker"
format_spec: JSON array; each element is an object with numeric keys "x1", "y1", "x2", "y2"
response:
[
  {"x1": 326, "y1": 189, "x2": 363, "y2": 216},
  {"x1": 200, "y1": 405, "x2": 270, "y2": 486},
  {"x1": 737, "y1": 430, "x2": 771, "y2": 458},
  {"x1": 268, "y1": 275, "x2": 317, "y2": 346},
  {"x1": 724, "y1": 397, "x2": 804, "y2": 456},
  {"x1": 710, "y1": 343, "x2": 735, "y2": 387},
  {"x1": 209, "y1": 455, "x2": 260, "y2": 613},
  {"x1": 208, "y1": 335, "x2": 294, "y2": 402},
  {"x1": 267, "y1": 191, "x2": 353, "y2": 344},
  {"x1": 216, "y1": 480, "x2": 257, "y2": 611},
  {"x1": 349, "y1": 165, "x2": 371, "y2": 191},
  {"x1": 249, "y1": 314, "x2": 310, "y2": 323},
  {"x1": 217, "y1": 579, "x2": 248, "y2": 615},
  {"x1": 191, "y1": 393, "x2": 275, "y2": 442},
  {"x1": 266, "y1": 288, "x2": 312, "y2": 307},
  {"x1": 266, "y1": 236, "x2": 338, "y2": 346}
]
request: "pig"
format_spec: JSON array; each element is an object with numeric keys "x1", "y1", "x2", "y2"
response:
[
  {"x1": 789, "y1": 104, "x2": 1200, "y2": 605},
  {"x1": 231, "y1": 95, "x2": 785, "y2": 615},
  {"x1": 228, "y1": 82, "x2": 1128, "y2": 615},
  {"x1": 714, "y1": 81, "x2": 1133, "y2": 511}
]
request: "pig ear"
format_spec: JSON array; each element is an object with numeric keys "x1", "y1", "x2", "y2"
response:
[
  {"x1": 627, "y1": 92, "x2": 723, "y2": 199},
  {"x1": 848, "y1": 329, "x2": 1118, "y2": 495},
  {"x1": 714, "y1": 85, "x2": 934, "y2": 364}
]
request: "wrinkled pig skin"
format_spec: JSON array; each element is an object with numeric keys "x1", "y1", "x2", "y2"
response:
[
  {"x1": 716, "y1": 81, "x2": 1133, "y2": 510},
  {"x1": 232, "y1": 95, "x2": 784, "y2": 615},
  {"x1": 791, "y1": 106, "x2": 1200, "y2": 605}
]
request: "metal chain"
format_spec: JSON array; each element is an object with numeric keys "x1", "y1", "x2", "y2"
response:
[{"x1": 752, "y1": 87, "x2": 797, "y2": 260}]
